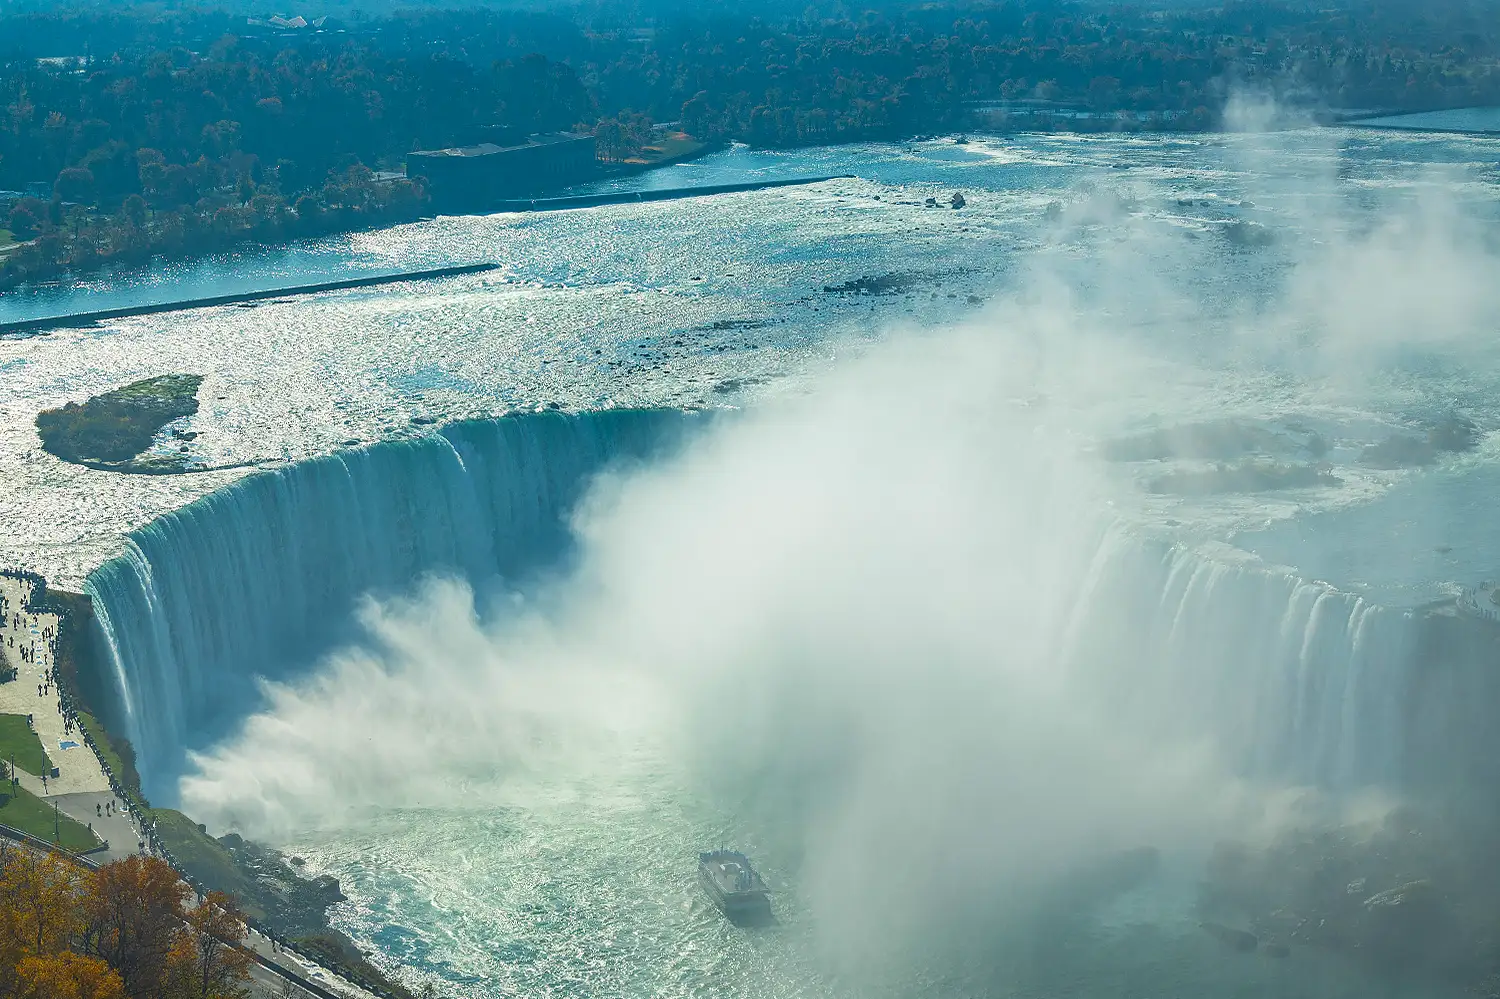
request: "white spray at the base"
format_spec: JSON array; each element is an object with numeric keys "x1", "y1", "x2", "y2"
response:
[{"x1": 174, "y1": 318, "x2": 1376, "y2": 973}]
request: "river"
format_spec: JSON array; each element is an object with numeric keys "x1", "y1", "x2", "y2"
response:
[{"x1": 7, "y1": 126, "x2": 1500, "y2": 998}]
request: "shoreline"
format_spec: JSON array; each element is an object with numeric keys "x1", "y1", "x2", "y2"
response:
[
  {"x1": 485, "y1": 173, "x2": 851, "y2": 213},
  {"x1": 2, "y1": 174, "x2": 850, "y2": 333},
  {"x1": 7, "y1": 568, "x2": 395, "y2": 999}
]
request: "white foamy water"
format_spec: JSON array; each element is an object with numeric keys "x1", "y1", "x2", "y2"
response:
[{"x1": 11, "y1": 127, "x2": 1500, "y2": 998}]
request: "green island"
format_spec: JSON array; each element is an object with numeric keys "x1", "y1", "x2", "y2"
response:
[{"x1": 35, "y1": 374, "x2": 203, "y2": 473}]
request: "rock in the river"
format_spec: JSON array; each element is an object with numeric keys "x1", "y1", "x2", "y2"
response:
[
  {"x1": 1361, "y1": 434, "x2": 1436, "y2": 468},
  {"x1": 1361, "y1": 414, "x2": 1479, "y2": 468},
  {"x1": 1429, "y1": 414, "x2": 1480, "y2": 453},
  {"x1": 951, "y1": 192, "x2": 966, "y2": 209},
  {"x1": 1147, "y1": 460, "x2": 1340, "y2": 495},
  {"x1": 1201, "y1": 921, "x2": 1260, "y2": 952}
]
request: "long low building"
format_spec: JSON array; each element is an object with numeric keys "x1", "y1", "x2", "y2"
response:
[{"x1": 407, "y1": 131, "x2": 599, "y2": 209}]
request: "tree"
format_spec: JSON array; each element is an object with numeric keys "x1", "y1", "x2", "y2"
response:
[
  {"x1": 164, "y1": 891, "x2": 251, "y2": 999},
  {"x1": 6, "y1": 203, "x2": 40, "y2": 240},
  {"x1": 121, "y1": 195, "x2": 148, "y2": 230},
  {"x1": 16, "y1": 951, "x2": 125, "y2": 999},
  {"x1": 136, "y1": 149, "x2": 167, "y2": 204},
  {"x1": 53, "y1": 167, "x2": 96, "y2": 205},
  {"x1": 79, "y1": 855, "x2": 189, "y2": 998},
  {"x1": 3, "y1": 851, "x2": 83, "y2": 958}
]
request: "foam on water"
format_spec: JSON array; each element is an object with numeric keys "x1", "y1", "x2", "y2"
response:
[
  {"x1": 17, "y1": 129, "x2": 1500, "y2": 998},
  {"x1": 85, "y1": 409, "x2": 695, "y2": 796}
]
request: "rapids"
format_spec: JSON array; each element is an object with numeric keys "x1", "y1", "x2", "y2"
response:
[{"x1": 19, "y1": 125, "x2": 1500, "y2": 997}]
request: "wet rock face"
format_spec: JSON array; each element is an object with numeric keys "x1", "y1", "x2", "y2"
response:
[
  {"x1": 1199, "y1": 809, "x2": 1500, "y2": 986},
  {"x1": 1104, "y1": 419, "x2": 1327, "y2": 463},
  {"x1": 1360, "y1": 414, "x2": 1480, "y2": 469},
  {"x1": 1200, "y1": 921, "x2": 1259, "y2": 952},
  {"x1": 1147, "y1": 460, "x2": 1339, "y2": 495}
]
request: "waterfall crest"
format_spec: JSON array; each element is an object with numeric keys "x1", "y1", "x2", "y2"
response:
[
  {"x1": 85, "y1": 409, "x2": 696, "y2": 797},
  {"x1": 1061, "y1": 530, "x2": 1415, "y2": 791},
  {"x1": 82, "y1": 406, "x2": 1498, "y2": 804}
]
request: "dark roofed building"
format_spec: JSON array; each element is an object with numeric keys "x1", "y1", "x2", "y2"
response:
[{"x1": 407, "y1": 131, "x2": 598, "y2": 209}]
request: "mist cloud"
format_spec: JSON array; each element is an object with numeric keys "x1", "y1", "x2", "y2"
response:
[{"x1": 178, "y1": 119, "x2": 1500, "y2": 980}]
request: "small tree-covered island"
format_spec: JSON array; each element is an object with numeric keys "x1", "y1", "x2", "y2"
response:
[{"x1": 36, "y1": 375, "x2": 203, "y2": 472}]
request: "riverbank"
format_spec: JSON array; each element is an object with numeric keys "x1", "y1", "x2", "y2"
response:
[{"x1": 10, "y1": 569, "x2": 405, "y2": 999}]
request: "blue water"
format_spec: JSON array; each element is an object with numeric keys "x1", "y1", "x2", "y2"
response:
[
  {"x1": 1355, "y1": 107, "x2": 1500, "y2": 135},
  {"x1": 5, "y1": 129, "x2": 1498, "y2": 326},
  {"x1": 1235, "y1": 457, "x2": 1500, "y2": 607},
  {"x1": 54, "y1": 129, "x2": 1500, "y2": 999}
]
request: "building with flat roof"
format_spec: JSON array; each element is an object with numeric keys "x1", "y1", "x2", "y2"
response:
[{"x1": 407, "y1": 132, "x2": 598, "y2": 209}]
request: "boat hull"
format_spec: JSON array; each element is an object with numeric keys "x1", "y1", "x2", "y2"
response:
[{"x1": 698, "y1": 866, "x2": 769, "y2": 917}]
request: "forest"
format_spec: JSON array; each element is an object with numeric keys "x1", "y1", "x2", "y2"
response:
[
  {"x1": 1, "y1": 0, "x2": 1497, "y2": 288},
  {"x1": 0, "y1": 846, "x2": 252, "y2": 999}
]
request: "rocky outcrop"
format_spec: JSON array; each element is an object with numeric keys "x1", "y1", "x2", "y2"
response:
[
  {"x1": 1199, "y1": 809, "x2": 1500, "y2": 987},
  {"x1": 1360, "y1": 414, "x2": 1480, "y2": 469},
  {"x1": 1105, "y1": 419, "x2": 1328, "y2": 463},
  {"x1": 1200, "y1": 921, "x2": 1259, "y2": 952},
  {"x1": 1147, "y1": 460, "x2": 1339, "y2": 495}
]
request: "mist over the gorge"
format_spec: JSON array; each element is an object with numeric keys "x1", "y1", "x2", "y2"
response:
[
  {"x1": 6, "y1": 0, "x2": 1500, "y2": 990},
  {"x1": 169, "y1": 115, "x2": 1500, "y2": 985}
]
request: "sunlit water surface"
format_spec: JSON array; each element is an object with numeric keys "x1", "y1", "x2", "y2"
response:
[{"x1": 7, "y1": 129, "x2": 1500, "y2": 997}]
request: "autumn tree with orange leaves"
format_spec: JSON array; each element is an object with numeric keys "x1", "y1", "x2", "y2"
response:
[{"x1": 0, "y1": 842, "x2": 251, "y2": 999}]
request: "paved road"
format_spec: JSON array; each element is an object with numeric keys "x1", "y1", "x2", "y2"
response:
[{"x1": 50, "y1": 790, "x2": 139, "y2": 862}]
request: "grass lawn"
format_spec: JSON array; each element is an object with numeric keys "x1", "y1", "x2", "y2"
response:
[
  {"x1": 0, "y1": 783, "x2": 97, "y2": 852},
  {"x1": 627, "y1": 133, "x2": 708, "y2": 166},
  {"x1": 71, "y1": 709, "x2": 141, "y2": 804},
  {"x1": 0, "y1": 714, "x2": 51, "y2": 776},
  {"x1": 150, "y1": 808, "x2": 265, "y2": 919},
  {"x1": 0, "y1": 229, "x2": 14, "y2": 248}
]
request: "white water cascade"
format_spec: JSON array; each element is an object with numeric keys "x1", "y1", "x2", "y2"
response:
[
  {"x1": 80, "y1": 406, "x2": 1499, "y2": 806},
  {"x1": 84, "y1": 409, "x2": 697, "y2": 798},
  {"x1": 1061, "y1": 529, "x2": 1416, "y2": 791}
]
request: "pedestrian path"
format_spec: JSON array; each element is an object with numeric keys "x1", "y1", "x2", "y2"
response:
[
  {"x1": 0, "y1": 576, "x2": 111, "y2": 797},
  {"x1": 0, "y1": 576, "x2": 379, "y2": 998}
]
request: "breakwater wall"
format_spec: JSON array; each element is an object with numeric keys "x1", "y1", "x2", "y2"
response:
[
  {"x1": 489, "y1": 175, "x2": 853, "y2": 213},
  {"x1": 0, "y1": 262, "x2": 500, "y2": 337}
]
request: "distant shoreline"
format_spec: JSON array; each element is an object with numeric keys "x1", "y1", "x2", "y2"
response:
[
  {"x1": 487, "y1": 174, "x2": 852, "y2": 213},
  {"x1": 1, "y1": 176, "x2": 852, "y2": 333}
]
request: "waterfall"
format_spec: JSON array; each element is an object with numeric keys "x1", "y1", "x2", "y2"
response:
[
  {"x1": 1059, "y1": 529, "x2": 1418, "y2": 791},
  {"x1": 85, "y1": 409, "x2": 697, "y2": 798},
  {"x1": 82, "y1": 404, "x2": 1498, "y2": 805}
]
